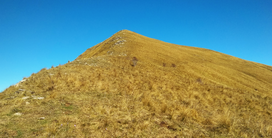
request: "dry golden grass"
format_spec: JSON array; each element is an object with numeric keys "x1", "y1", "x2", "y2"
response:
[{"x1": 1, "y1": 30, "x2": 272, "y2": 137}]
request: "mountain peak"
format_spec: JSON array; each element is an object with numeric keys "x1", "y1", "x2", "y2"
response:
[
  {"x1": 1, "y1": 30, "x2": 272, "y2": 137},
  {"x1": 76, "y1": 29, "x2": 137, "y2": 59},
  {"x1": 116, "y1": 29, "x2": 133, "y2": 33},
  {"x1": 76, "y1": 30, "x2": 272, "y2": 92},
  {"x1": 76, "y1": 29, "x2": 180, "y2": 64}
]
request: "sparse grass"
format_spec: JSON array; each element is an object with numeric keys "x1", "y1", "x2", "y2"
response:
[{"x1": 1, "y1": 30, "x2": 272, "y2": 137}]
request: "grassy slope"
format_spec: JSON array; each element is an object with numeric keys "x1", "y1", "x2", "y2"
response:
[{"x1": 1, "y1": 30, "x2": 272, "y2": 137}]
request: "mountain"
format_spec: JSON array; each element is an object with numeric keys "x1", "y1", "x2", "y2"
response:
[{"x1": 1, "y1": 30, "x2": 272, "y2": 137}]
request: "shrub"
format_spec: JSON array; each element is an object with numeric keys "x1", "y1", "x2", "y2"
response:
[
  {"x1": 131, "y1": 57, "x2": 138, "y2": 67},
  {"x1": 196, "y1": 78, "x2": 202, "y2": 84}
]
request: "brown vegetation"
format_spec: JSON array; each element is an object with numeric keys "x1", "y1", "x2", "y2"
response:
[
  {"x1": 1, "y1": 30, "x2": 272, "y2": 137},
  {"x1": 130, "y1": 57, "x2": 138, "y2": 67}
]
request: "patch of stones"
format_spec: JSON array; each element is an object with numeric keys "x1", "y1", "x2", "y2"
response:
[
  {"x1": 71, "y1": 56, "x2": 111, "y2": 67},
  {"x1": 107, "y1": 36, "x2": 128, "y2": 56},
  {"x1": 21, "y1": 95, "x2": 44, "y2": 100},
  {"x1": 13, "y1": 112, "x2": 45, "y2": 121},
  {"x1": 113, "y1": 40, "x2": 126, "y2": 46},
  {"x1": 119, "y1": 53, "x2": 127, "y2": 56},
  {"x1": 7, "y1": 88, "x2": 44, "y2": 102},
  {"x1": 14, "y1": 78, "x2": 28, "y2": 87},
  {"x1": 11, "y1": 89, "x2": 45, "y2": 116}
]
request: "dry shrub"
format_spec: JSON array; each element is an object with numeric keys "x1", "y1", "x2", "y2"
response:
[
  {"x1": 130, "y1": 57, "x2": 138, "y2": 67},
  {"x1": 196, "y1": 78, "x2": 202, "y2": 83}
]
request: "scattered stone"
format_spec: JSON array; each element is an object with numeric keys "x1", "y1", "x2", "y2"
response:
[
  {"x1": 118, "y1": 53, "x2": 127, "y2": 56},
  {"x1": 114, "y1": 37, "x2": 121, "y2": 41},
  {"x1": 22, "y1": 96, "x2": 30, "y2": 100},
  {"x1": 107, "y1": 51, "x2": 113, "y2": 55},
  {"x1": 39, "y1": 117, "x2": 45, "y2": 120},
  {"x1": 15, "y1": 79, "x2": 27, "y2": 87},
  {"x1": 32, "y1": 95, "x2": 44, "y2": 100},
  {"x1": 114, "y1": 40, "x2": 126, "y2": 45},
  {"x1": 14, "y1": 113, "x2": 22, "y2": 116},
  {"x1": 32, "y1": 96, "x2": 44, "y2": 100}
]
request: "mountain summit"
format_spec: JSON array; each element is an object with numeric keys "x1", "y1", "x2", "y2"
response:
[
  {"x1": 1, "y1": 30, "x2": 272, "y2": 137},
  {"x1": 79, "y1": 29, "x2": 272, "y2": 93}
]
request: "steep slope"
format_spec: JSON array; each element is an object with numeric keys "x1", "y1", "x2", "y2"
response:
[
  {"x1": 79, "y1": 30, "x2": 272, "y2": 93},
  {"x1": 1, "y1": 30, "x2": 272, "y2": 137}
]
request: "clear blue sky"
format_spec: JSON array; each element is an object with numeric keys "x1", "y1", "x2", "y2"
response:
[{"x1": 1, "y1": 0, "x2": 272, "y2": 92}]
